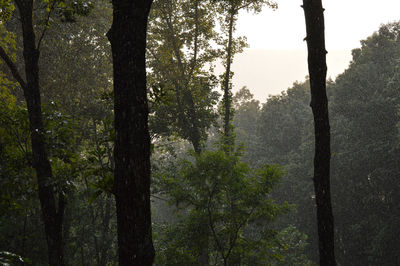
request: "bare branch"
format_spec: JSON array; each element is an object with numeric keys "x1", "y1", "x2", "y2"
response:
[
  {"x1": 0, "y1": 45, "x2": 27, "y2": 90},
  {"x1": 37, "y1": 0, "x2": 57, "y2": 50},
  {"x1": 150, "y1": 194, "x2": 169, "y2": 202}
]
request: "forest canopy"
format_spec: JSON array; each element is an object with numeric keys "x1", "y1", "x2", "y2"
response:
[{"x1": 0, "y1": 0, "x2": 399, "y2": 265}]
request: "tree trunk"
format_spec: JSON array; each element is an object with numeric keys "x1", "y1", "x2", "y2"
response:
[
  {"x1": 107, "y1": 1, "x2": 155, "y2": 265},
  {"x1": 99, "y1": 195, "x2": 112, "y2": 266},
  {"x1": 302, "y1": 1, "x2": 336, "y2": 265},
  {"x1": 223, "y1": 8, "x2": 235, "y2": 142},
  {"x1": 0, "y1": 1, "x2": 65, "y2": 265},
  {"x1": 184, "y1": 89, "x2": 202, "y2": 154}
]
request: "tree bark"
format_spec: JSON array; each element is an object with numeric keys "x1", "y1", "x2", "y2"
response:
[
  {"x1": 302, "y1": 1, "x2": 336, "y2": 265},
  {"x1": 107, "y1": 1, "x2": 155, "y2": 265},
  {"x1": 0, "y1": 1, "x2": 65, "y2": 265}
]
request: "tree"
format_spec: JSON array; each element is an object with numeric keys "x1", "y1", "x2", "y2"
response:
[
  {"x1": 107, "y1": 0, "x2": 155, "y2": 265},
  {"x1": 328, "y1": 22, "x2": 400, "y2": 265},
  {"x1": 39, "y1": 0, "x2": 113, "y2": 122},
  {"x1": 0, "y1": 2, "x2": 65, "y2": 264},
  {"x1": 216, "y1": 0, "x2": 277, "y2": 147},
  {"x1": 0, "y1": 1, "x2": 93, "y2": 263},
  {"x1": 302, "y1": 1, "x2": 336, "y2": 264},
  {"x1": 154, "y1": 148, "x2": 288, "y2": 265},
  {"x1": 254, "y1": 81, "x2": 318, "y2": 260},
  {"x1": 38, "y1": 2, "x2": 117, "y2": 264},
  {"x1": 250, "y1": 24, "x2": 400, "y2": 264},
  {"x1": 232, "y1": 87, "x2": 261, "y2": 162},
  {"x1": 147, "y1": 0, "x2": 220, "y2": 154}
]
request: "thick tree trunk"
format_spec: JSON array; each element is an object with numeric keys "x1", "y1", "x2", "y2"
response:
[
  {"x1": 107, "y1": 1, "x2": 155, "y2": 265},
  {"x1": 5, "y1": 1, "x2": 65, "y2": 265},
  {"x1": 302, "y1": 1, "x2": 336, "y2": 265}
]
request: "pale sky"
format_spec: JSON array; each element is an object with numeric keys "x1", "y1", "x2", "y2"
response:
[{"x1": 229, "y1": 0, "x2": 400, "y2": 102}]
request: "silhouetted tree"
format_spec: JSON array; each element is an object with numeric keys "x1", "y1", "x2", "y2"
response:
[
  {"x1": 0, "y1": 1, "x2": 67, "y2": 264},
  {"x1": 107, "y1": 0, "x2": 155, "y2": 265},
  {"x1": 302, "y1": 0, "x2": 336, "y2": 265}
]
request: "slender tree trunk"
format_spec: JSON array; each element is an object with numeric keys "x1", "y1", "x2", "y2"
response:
[
  {"x1": 302, "y1": 1, "x2": 336, "y2": 265},
  {"x1": 62, "y1": 195, "x2": 72, "y2": 264},
  {"x1": 99, "y1": 195, "x2": 112, "y2": 266},
  {"x1": 184, "y1": 90, "x2": 202, "y2": 154},
  {"x1": 21, "y1": 213, "x2": 27, "y2": 259},
  {"x1": 186, "y1": 0, "x2": 202, "y2": 155},
  {"x1": 223, "y1": 8, "x2": 235, "y2": 141},
  {"x1": 107, "y1": 1, "x2": 155, "y2": 265},
  {"x1": 0, "y1": 1, "x2": 65, "y2": 265}
]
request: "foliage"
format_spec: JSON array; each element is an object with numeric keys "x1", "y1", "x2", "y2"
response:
[
  {"x1": 328, "y1": 22, "x2": 400, "y2": 265},
  {"x1": 271, "y1": 226, "x2": 312, "y2": 266},
  {"x1": 232, "y1": 86, "x2": 262, "y2": 161},
  {"x1": 0, "y1": 1, "x2": 117, "y2": 264},
  {"x1": 2, "y1": 1, "x2": 399, "y2": 265},
  {"x1": 0, "y1": 80, "x2": 32, "y2": 214},
  {"x1": 38, "y1": 0, "x2": 93, "y2": 23},
  {"x1": 0, "y1": 90, "x2": 76, "y2": 264},
  {"x1": 153, "y1": 147, "x2": 289, "y2": 265},
  {"x1": 0, "y1": 0, "x2": 15, "y2": 23},
  {"x1": 39, "y1": 0, "x2": 112, "y2": 118},
  {"x1": 237, "y1": 22, "x2": 400, "y2": 265},
  {"x1": 148, "y1": 0, "x2": 220, "y2": 152}
]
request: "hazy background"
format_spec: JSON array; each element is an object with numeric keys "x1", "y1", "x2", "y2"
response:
[
  {"x1": 226, "y1": 0, "x2": 400, "y2": 102},
  {"x1": 230, "y1": 49, "x2": 351, "y2": 101}
]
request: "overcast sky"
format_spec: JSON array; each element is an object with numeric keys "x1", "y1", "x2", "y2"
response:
[{"x1": 229, "y1": 0, "x2": 400, "y2": 102}]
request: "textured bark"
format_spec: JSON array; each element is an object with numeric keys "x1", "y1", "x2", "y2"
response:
[
  {"x1": 302, "y1": 1, "x2": 336, "y2": 265},
  {"x1": 107, "y1": 1, "x2": 155, "y2": 265},
  {"x1": 0, "y1": 1, "x2": 65, "y2": 265}
]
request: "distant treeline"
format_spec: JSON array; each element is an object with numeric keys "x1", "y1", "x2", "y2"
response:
[{"x1": 234, "y1": 22, "x2": 400, "y2": 265}]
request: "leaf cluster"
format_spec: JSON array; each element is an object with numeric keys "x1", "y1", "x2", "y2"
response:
[{"x1": 154, "y1": 148, "x2": 289, "y2": 264}]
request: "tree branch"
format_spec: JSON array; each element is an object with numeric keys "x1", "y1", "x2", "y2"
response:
[
  {"x1": 187, "y1": 0, "x2": 199, "y2": 85},
  {"x1": 0, "y1": 45, "x2": 27, "y2": 90},
  {"x1": 37, "y1": 0, "x2": 57, "y2": 50},
  {"x1": 163, "y1": 8, "x2": 187, "y2": 82},
  {"x1": 207, "y1": 182, "x2": 224, "y2": 255}
]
